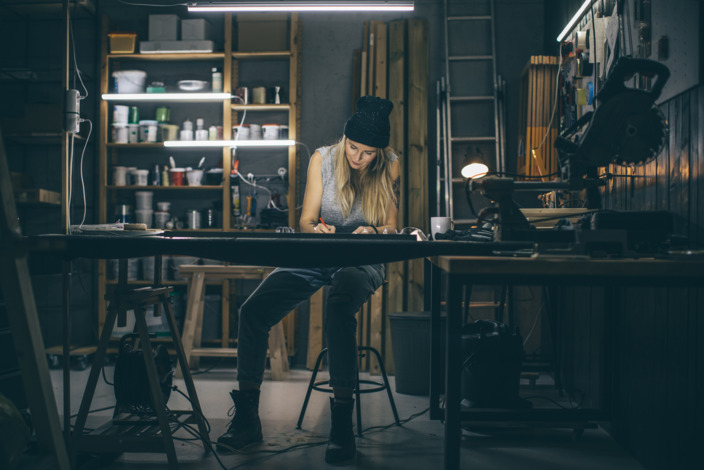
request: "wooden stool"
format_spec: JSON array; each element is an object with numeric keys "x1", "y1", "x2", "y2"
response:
[
  {"x1": 72, "y1": 260, "x2": 210, "y2": 470},
  {"x1": 178, "y1": 265, "x2": 289, "y2": 380}
]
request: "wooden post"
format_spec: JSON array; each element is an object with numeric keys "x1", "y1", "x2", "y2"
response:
[
  {"x1": 386, "y1": 19, "x2": 407, "y2": 374},
  {"x1": 407, "y1": 18, "x2": 429, "y2": 311}
]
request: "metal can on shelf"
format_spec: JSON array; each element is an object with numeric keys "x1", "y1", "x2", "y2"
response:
[{"x1": 186, "y1": 209, "x2": 201, "y2": 229}]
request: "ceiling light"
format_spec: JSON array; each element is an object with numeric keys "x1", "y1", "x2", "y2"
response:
[
  {"x1": 556, "y1": 0, "x2": 595, "y2": 42},
  {"x1": 163, "y1": 139, "x2": 296, "y2": 147},
  {"x1": 102, "y1": 93, "x2": 231, "y2": 102},
  {"x1": 187, "y1": 1, "x2": 414, "y2": 13}
]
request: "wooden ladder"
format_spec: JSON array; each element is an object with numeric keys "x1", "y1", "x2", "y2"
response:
[{"x1": 0, "y1": 128, "x2": 71, "y2": 469}]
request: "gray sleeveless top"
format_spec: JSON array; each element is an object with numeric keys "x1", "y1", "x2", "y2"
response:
[{"x1": 317, "y1": 145, "x2": 397, "y2": 233}]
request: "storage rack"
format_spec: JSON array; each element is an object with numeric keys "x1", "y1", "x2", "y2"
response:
[{"x1": 97, "y1": 13, "x2": 301, "y2": 349}]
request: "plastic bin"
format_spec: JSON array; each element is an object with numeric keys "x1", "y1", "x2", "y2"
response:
[
  {"x1": 388, "y1": 311, "x2": 445, "y2": 396},
  {"x1": 108, "y1": 32, "x2": 137, "y2": 54}
]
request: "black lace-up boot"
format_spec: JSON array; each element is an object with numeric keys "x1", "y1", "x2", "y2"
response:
[
  {"x1": 325, "y1": 397, "x2": 356, "y2": 464},
  {"x1": 216, "y1": 389, "x2": 263, "y2": 452}
]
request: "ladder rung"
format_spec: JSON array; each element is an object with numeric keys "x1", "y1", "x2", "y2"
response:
[
  {"x1": 448, "y1": 15, "x2": 492, "y2": 21},
  {"x1": 450, "y1": 95, "x2": 494, "y2": 102},
  {"x1": 449, "y1": 55, "x2": 493, "y2": 61},
  {"x1": 451, "y1": 136, "x2": 496, "y2": 143}
]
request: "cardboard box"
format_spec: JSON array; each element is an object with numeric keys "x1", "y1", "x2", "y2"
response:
[
  {"x1": 14, "y1": 189, "x2": 61, "y2": 206},
  {"x1": 181, "y1": 19, "x2": 211, "y2": 41},
  {"x1": 149, "y1": 14, "x2": 180, "y2": 41},
  {"x1": 236, "y1": 14, "x2": 289, "y2": 52}
]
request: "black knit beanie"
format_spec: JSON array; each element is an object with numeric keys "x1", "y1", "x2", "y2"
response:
[{"x1": 343, "y1": 96, "x2": 394, "y2": 148}]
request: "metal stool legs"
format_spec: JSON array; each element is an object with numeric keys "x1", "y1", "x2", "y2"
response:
[{"x1": 296, "y1": 346, "x2": 400, "y2": 437}]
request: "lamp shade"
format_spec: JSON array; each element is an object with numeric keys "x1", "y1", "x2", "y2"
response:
[{"x1": 461, "y1": 162, "x2": 489, "y2": 179}]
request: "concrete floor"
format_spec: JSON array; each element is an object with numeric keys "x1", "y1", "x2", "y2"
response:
[{"x1": 50, "y1": 364, "x2": 645, "y2": 470}]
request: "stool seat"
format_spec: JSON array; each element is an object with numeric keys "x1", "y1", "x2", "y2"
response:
[{"x1": 296, "y1": 346, "x2": 400, "y2": 437}]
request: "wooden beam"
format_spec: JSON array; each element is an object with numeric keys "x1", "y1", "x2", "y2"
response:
[
  {"x1": 407, "y1": 18, "x2": 429, "y2": 311},
  {"x1": 386, "y1": 18, "x2": 407, "y2": 371},
  {"x1": 373, "y1": 21, "x2": 388, "y2": 98}
]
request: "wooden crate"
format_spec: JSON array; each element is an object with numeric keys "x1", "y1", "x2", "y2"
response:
[{"x1": 15, "y1": 188, "x2": 61, "y2": 205}]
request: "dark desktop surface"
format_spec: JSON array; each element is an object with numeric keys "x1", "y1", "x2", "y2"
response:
[{"x1": 27, "y1": 232, "x2": 534, "y2": 268}]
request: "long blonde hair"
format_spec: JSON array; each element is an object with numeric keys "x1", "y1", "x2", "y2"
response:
[{"x1": 333, "y1": 136, "x2": 396, "y2": 226}]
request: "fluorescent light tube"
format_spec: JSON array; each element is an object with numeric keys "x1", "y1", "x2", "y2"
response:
[
  {"x1": 163, "y1": 139, "x2": 296, "y2": 147},
  {"x1": 188, "y1": 1, "x2": 414, "y2": 12},
  {"x1": 556, "y1": 0, "x2": 594, "y2": 42},
  {"x1": 102, "y1": 93, "x2": 231, "y2": 101}
]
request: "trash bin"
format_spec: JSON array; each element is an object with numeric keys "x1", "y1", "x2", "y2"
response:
[{"x1": 388, "y1": 311, "x2": 445, "y2": 396}]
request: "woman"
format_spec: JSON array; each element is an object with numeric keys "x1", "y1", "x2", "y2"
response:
[{"x1": 216, "y1": 96, "x2": 400, "y2": 464}]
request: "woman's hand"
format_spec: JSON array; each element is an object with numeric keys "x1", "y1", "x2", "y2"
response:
[
  {"x1": 352, "y1": 225, "x2": 377, "y2": 234},
  {"x1": 313, "y1": 223, "x2": 336, "y2": 234}
]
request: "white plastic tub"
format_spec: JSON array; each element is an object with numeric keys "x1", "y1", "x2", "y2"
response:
[{"x1": 113, "y1": 70, "x2": 147, "y2": 94}]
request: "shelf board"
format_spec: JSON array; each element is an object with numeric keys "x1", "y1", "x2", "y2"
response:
[
  {"x1": 7, "y1": 132, "x2": 85, "y2": 145},
  {"x1": 231, "y1": 104, "x2": 290, "y2": 111},
  {"x1": 108, "y1": 52, "x2": 225, "y2": 61},
  {"x1": 232, "y1": 51, "x2": 291, "y2": 60},
  {"x1": 107, "y1": 185, "x2": 222, "y2": 190}
]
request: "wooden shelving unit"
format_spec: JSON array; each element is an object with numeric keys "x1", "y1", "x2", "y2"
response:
[{"x1": 96, "y1": 14, "x2": 301, "y2": 347}]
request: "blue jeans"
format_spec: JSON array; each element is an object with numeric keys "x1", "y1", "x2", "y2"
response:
[{"x1": 236, "y1": 265, "x2": 384, "y2": 389}]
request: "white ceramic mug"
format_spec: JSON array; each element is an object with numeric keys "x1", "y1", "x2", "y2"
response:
[{"x1": 430, "y1": 216, "x2": 454, "y2": 239}]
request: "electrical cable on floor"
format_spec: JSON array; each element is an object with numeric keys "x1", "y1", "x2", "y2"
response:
[
  {"x1": 168, "y1": 381, "x2": 431, "y2": 469},
  {"x1": 190, "y1": 358, "x2": 226, "y2": 375},
  {"x1": 522, "y1": 395, "x2": 573, "y2": 410}
]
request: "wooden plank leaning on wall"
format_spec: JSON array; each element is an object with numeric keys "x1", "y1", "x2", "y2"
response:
[{"x1": 407, "y1": 18, "x2": 429, "y2": 312}]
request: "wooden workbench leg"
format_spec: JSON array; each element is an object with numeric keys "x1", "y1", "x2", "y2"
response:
[
  {"x1": 161, "y1": 295, "x2": 211, "y2": 449},
  {"x1": 429, "y1": 261, "x2": 443, "y2": 420},
  {"x1": 133, "y1": 304, "x2": 178, "y2": 470},
  {"x1": 444, "y1": 275, "x2": 463, "y2": 470},
  {"x1": 179, "y1": 271, "x2": 205, "y2": 378}
]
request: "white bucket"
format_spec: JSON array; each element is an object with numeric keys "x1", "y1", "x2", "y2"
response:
[
  {"x1": 111, "y1": 124, "x2": 128, "y2": 143},
  {"x1": 262, "y1": 124, "x2": 280, "y2": 140},
  {"x1": 139, "y1": 120, "x2": 159, "y2": 143},
  {"x1": 135, "y1": 209, "x2": 153, "y2": 228},
  {"x1": 187, "y1": 169, "x2": 203, "y2": 186},
  {"x1": 134, "y1": 190, "x2": 154, "y2": 209},
  {"x1": 113, "y1": 70, "x2": 147, "y2": 94},
  {"x1": 113, "y1": 105, "x2": 129, "y2": 124},
  {"x1": 131, "y1": 169, "x2": 150, "y2": 186},
  {"x1": 127, "y1": 124, "x2": 139, "y2": 143},
  {"x1": 112, "y1": 166, "x2": 128, "y2": 186}
]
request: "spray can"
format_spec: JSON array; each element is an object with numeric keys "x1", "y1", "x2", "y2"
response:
[{"x1": 231, "y1": 172, "x2": 241, "y2": 217}]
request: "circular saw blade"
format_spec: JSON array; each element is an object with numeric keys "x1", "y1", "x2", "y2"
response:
[{"x1": 613, "y1": 106, "x2": 667, "y2": 165}]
